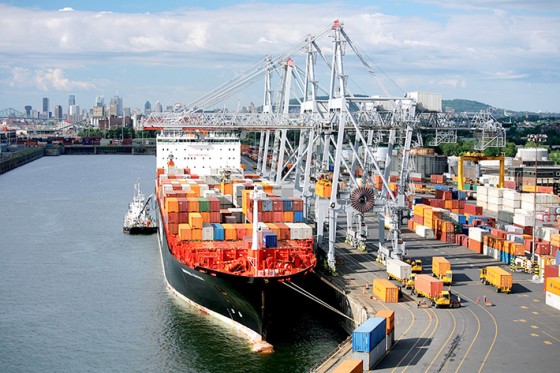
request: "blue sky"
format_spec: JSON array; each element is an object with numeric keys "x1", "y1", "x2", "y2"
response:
[{"x1": 1, "y1": 1, "x2": 559, "y2": 114}]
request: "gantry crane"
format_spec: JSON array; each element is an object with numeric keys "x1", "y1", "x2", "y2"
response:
[{"x1": 141, "y1": 20, "x2": 506, "y2": 272}]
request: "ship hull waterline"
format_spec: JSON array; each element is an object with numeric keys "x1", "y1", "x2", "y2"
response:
[{"x1": 156, "y1": 207, "x2": 313, "y2": 353}]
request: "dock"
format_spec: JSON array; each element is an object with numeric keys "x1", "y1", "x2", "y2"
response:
[{"x1": 311, "y1": 220, "x2": 560, "y2": 373}]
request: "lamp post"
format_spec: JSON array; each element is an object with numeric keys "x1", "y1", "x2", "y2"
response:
[{"x1": 527, "y1": 133, "x2": 547, "y2": 278}]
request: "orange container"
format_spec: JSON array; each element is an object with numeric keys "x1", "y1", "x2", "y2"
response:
[
  {"x1": 332, "y1": 359, "x2": 363, "y2": 373},
  {"x1": 375, "y1": 309, "x2": 395, "y2": 334},
  {"x1": 191, "y1": 228, "x2": 202, "y2": 241},
  {"x1": 165, "y1": 197, "x2": 179, "y2": 212},
  {"x1": 283, "y1": 211, "x2": 294, "y2": 222},
  {"x1": 189, "y1": 213, "x2": 203, "y2": 229},
  {"x1": 178, "y1": 224, "x2": 192, "y2": 241},
  {"x1": 373, "y1": 279, "x2": 399, "y2": 303}
]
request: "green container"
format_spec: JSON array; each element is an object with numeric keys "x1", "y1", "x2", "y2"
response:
[{"x1": 198, "y1": 197, "x2": 210, "y2": 212}]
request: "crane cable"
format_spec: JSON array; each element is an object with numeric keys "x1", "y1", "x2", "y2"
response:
[{"x1": 282, "y1": 281, "x2": 354, "y2": 321}]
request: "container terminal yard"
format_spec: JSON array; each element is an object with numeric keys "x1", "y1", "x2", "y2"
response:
[{"x1": 4, "y1": 21, "x2": 560, "y2": 371}]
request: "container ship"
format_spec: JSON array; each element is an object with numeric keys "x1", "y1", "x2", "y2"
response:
[{"x1": 154, "y1": 130, "x2": 316, "y2": 352}]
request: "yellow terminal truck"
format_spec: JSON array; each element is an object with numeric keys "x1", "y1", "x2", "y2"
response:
[
  {"x1": 412, "y1": 274, "x2": 451, "y2": 308},
  {"x1": 432, "y1": 256, "x2": 452, "y2": 284},
  {"x1": 480, "y1": 266, "x2": 513, "y2": 293},
  {"x1": 405, "y1": 258, "x2": 423, "y2": 274}
]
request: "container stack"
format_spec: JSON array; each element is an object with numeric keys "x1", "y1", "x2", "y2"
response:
[
  {"x1": 351, "y1": 317, "x2": 387, "y2": 370},
  {"x1": 476, "y1": 185, "x2": 489, "y2": 210},
  {"x1": 373, "y1": 279, "x2": 399, "y2": 303},
  {"x1": 468, "y1": 227, "x2": 489, "y2": 254},
  {"x1": 375, "y1": 309, "x2": 395, "y2": 351}
]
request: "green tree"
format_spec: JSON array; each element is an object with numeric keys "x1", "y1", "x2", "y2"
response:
[{"x1": 549, "y1": 151, "x2": 560, "y2": 165}]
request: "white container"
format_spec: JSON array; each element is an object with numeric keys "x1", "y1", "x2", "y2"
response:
[
  {"x1": 352, "y1": 336, "x2": 387, "y2": 370},
  {"x1": 476, "y1": 201, "x2": 488, "y2": 210},
  {"x1": 545, "y1": 291, "x2": 560, "y2": 311},
  {"x1": 469, "y1": 227, "x2": 489, "y2": 242},
  {"x1": 202, "y1": 223, "x2": 214, "y2": 241},
  {"x1": 477, "y1": 185, "x2": 489, "y2": 196},
  {"x1": 477, "y1": 193, "x2": 489, "y2": 203},
  {"x1": 488, "y1": 187, "x2": 504, "y2": 198},
  {"x1": 502, "y1": 189, "x2": 520, "y2": 202},
  {"x1": 513, "y1": 213, "x2": 535, "y2": 227},
  {"x1": 415, "y1": 225, "x2": 435, "y2": 239},
  {"x1": 386, "y1": 258, "x2": 412, "y2": 282},
  {"x1": 534, "y1": 226, "x2": 559, "y2": 242}
]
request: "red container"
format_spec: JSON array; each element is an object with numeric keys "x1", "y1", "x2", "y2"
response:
[
  {"x1": 535, "y1": 243, "x2": 551, "y2": 256},
  {"x1": 210, "y1": 212, "x2": 221, "y2": 223},
  {"x1": 292, "y1": 198, "x2": 304, "y2": 211},
  {"x1": 415, "y1": 274, "x2": 444, "y2": 298},
  {"x1": 464, "y1": 204, "x2": 483, "y2": 215},
  {"x1": 273, "y1": 211, "x2": 284, "y2": 222},
  {"x1": 544, "y1": 265, "x2": 560, "y2": 290},
  {"x1": 491, "y1": 228, "x2": 507, "y2": 239}
]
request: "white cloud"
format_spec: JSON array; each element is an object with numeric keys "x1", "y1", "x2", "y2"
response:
[
  {"x1": 36, "y1": 69, "x2": 95, "y2": 91},
  {"x1": 0, "y1": 2, "x2": 558, "y2": 111}
]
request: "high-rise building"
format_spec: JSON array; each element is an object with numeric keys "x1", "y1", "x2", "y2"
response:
[
  {"x1": 155, "y1": 101, "x2": 163, "y2": 113},
  {"x1": 110, "y1": 95, "x2": 123, "y2": 116},
  {"x1": 144, "y1": 101, "x2": 151, "y2": 114},
  {"x1": 24, "y1": 105, "x2": 32, "y2": 117},
  {"x1": 69, "y1": 95, "x2": 76, "y2": 106},
  {"x1": 95, "y1": 96, "x2": 104, "y2": 107},
  {"x1": 42, "y1": 97, "x2": 49, "y2": 117},
  {"x1": 54, "y1": 105, "x2": 63, "y2": 120}
]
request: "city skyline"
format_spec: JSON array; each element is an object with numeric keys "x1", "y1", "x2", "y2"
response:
[{"x1": 1, "y1": 1, "x2": 559, "y2": 113}]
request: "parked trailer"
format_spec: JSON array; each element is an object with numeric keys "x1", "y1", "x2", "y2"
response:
[
  {"x1": 386, "y1": 258, "x2": 412, "y2": 283},
  {"x1": 412, "y1": 274, "x2": 451, "y2": 308},
  {"x1": 432, "y1": 256, "x2": 453, "y2": 284},
  {"x1": 480, "y1": 266, "x2": 512, "y2": 293}
]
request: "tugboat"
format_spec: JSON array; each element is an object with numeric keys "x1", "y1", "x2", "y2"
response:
[{"x1": 123, "y1": 179, "x2": 157, "y2": 234}]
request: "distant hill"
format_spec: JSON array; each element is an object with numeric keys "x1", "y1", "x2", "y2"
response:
[{"x1": 442, "y1": 99, "x2": 494, "y2": 113}]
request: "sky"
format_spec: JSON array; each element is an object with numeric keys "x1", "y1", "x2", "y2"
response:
[{"x1": 0, "y1": 0, "x2": 559, "y2": 114}]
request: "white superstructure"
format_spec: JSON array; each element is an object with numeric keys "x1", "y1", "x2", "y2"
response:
[{"x1": 156, "y1": 130, "x2": 241, "y2": 175}]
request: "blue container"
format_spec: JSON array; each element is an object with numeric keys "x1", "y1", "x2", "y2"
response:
[
  {"x1": 262, "y1": 232, "x2": 278, "y2": 248},
  {"x1": 282, "y1": 197, "x2": 293, "y2": 211},
  {"x1": 352, "y1": 317, "x2": 386, "y2": 352},
  {"x1": 457, "y1": 190, "x2": 467, "y2": 200},
  {"x1": 262, "y1": 198, "x2": 273, "y2": 212},
  {"x1": 412, "y1": 197, "x2": 423, "y2": 205},
  {"x1": 434, "y1": 185, "x2": 452, "y2": 191},
  {"x1": 211, "y1": 223, "x2": 225, "y2": 241},
  {"x1": 293, "y1": 211, "x2": 304, "y2": 223},
  {"x1": 455, "y1": 214, "x2": 466, "y2": 225},
  {"x1": 556, "y1": 250, "x2": 560, "y2": 265}
]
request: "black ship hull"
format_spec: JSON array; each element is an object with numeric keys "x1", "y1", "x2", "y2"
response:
[
  {"x1": 156, "y1": 208, "x2": 310, "y2": 347},
  {"x1": 123, "y1": 226, "x2": 158, "y2": 235}
]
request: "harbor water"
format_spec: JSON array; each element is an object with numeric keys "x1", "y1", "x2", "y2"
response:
[{"x1": 0, "y1": 155, "x2": 346, "y2": 372}]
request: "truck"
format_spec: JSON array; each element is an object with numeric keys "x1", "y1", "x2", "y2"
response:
[
  {"x1": 432, "y1": 256, "x2": 452, "y2": 284},
  {"x1": 480, "y1": 266, "x2": 512, "y2": 293},
  {"x1": 386, "y1": 258, "x2": 412, "y2": 283},
  {"x1": 405, "y1": 258, "x2": 423, "y2": 273},
  {"x1": 412, "y1": 274, "x2": 451, "y2": 308}
]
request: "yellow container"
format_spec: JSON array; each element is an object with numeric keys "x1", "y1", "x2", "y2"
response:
[
  {"x1": 546, "y1": 277, "x2": 560, "y2": 296},
  {"x1": 373, "y1": 278, "x2": 399, "y2": 303}
]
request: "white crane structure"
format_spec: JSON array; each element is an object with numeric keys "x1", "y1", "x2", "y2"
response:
[{"x1": 141, "y1": 20, "x2": 506, "y2": 271}]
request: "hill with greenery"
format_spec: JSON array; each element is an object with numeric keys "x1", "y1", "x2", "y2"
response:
[{"x1": 442, "y1": 99, "x2": 494, "y2": 113}]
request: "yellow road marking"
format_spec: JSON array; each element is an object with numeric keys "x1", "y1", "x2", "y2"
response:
[
  {"x1": 520, "y1": 306, "x2": 528, "y2": 309},
  {"x1": 531, "y1": 325, "x2": 539, "y2": 329},
  {"x1": 423, "y1": 308, "x2": 454, "y2": 372},
  {"x1": 391, "y1": 309, "x2": 433, "y2": 373},
  {"x1": 544, "y1": 341, "x2": 552, "y2": 345},
  {"x1": 530, "y1": 333, "x2": 539, "y2": 337},
  {"x1": 403, "y1": 308, "x2": 439, "y2": 373},
  {"x1": 532, "y1": 311, "x2": 540, "y2": 315},
  {"x1": 453, "y1": 292, "x2": 482, "y2": 373}
]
